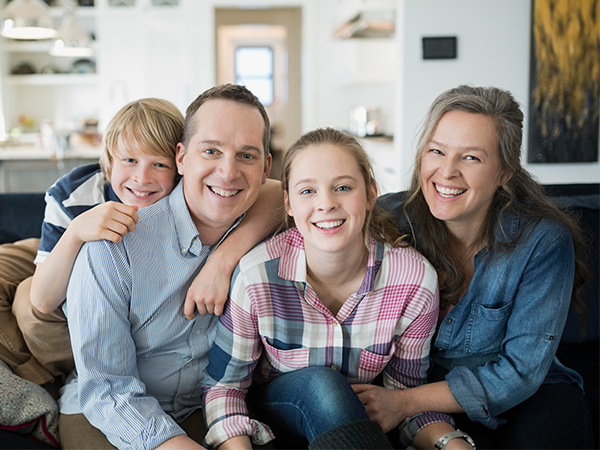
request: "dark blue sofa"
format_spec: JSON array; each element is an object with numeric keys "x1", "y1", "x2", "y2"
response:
[{"x1": 0, "y1": 184, "x2": 598, "y2": 447}]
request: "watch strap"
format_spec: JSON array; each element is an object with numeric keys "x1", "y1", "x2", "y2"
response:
[{"x1": 434, "y1": 429, "x2": 476, "y2": 450}]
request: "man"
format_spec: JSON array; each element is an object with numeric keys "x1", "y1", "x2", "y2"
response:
[{"x1": 58, "y1": 84, "x2": 275, "y2": 450}]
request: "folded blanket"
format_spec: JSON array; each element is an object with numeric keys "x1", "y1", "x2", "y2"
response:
[{"x1": 0, "y1": 359, "x2": 59, "y2": 447}]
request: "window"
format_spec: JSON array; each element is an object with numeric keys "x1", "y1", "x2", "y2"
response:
[{"x1": 235, "y1": 46, "x2": 274, "y2": 106}]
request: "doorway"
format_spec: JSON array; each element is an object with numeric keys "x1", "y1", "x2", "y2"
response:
[{"x1": 215, "y1": 7, "x2": 302, "y2": 179}]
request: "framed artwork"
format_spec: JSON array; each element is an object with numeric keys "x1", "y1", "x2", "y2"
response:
[{"x1": 528, "y1": 0, "x2": 599, "y2": 163}]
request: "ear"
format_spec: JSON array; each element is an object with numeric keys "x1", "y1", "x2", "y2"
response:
[
  {"x1": 262, "y1": 153, "x2": 273, "y2": 184},
  {"x1": 500, "y1": 168, "x2": 515, "y2": 186},
  {"x1": 175, "y1": 142, "x2": 186, "y2": 176},
  {"x1": 283, "y1": 190, "x2": 293, "y2": 217},
  {"x1": 367, "y1": 181, "x2": 378, "y2": 210}
]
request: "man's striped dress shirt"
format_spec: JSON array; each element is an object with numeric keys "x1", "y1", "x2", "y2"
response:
[{"x1": 60, "y1": 181, "x2": 239, "y2": 450}]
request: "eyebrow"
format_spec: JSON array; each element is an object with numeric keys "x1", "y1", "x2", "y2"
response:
[
  {"x1": 430, "y1": 139, "x2": 489, "y2": 154},
  {"x1": 199, "y1": 139, "x2": 262, "y2": 153},
  {"x1": 293, "y1": 174, "x2": 358, "y2": 188}
]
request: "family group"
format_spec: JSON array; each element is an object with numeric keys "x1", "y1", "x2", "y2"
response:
[{"x1": 0, "y1": 83, "x2": 594, "y2": 450}]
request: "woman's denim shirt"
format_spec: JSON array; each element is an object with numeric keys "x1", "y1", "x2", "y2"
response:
[{"x1": 378, "y1": 193, "x2": 583, "y2": 430}]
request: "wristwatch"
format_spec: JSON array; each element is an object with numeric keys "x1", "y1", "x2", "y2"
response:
[{"x1": 434, "y1": 429, "x2": 476, "y2": 450}]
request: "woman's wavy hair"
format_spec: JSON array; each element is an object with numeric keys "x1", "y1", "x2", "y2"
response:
[
  {"x1": 404, "y1": 85, "x2": 588, "y2": 323},
  {"x1": 279, "y1": 127, "x2": 406, "y2": 249}
]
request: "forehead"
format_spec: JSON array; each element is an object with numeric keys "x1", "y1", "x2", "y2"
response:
[
  {"x1": 190, "y1": 99, "x2": 265, "y2": 148},
  {"x1": 432, "y1": 111, "x2": 499, "y2": 152},
  {"x1": 290, "y1": 144, "x2": 363, "y2": 180}
]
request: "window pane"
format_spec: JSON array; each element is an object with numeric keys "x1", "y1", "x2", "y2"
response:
[
  {"x1": 235, "y1": 47, "x2": 273, "y2": 77},
  {"x1": 237, "y1": 78, "x2": 273, "y2": 105}
]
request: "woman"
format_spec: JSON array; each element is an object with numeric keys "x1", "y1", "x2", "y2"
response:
[
  {"x1": 354, "y1": 85, "x2": 594, "y2": 449},
  {"x1": 201, "y1": 128, "x2": 472, "y2": 450}
]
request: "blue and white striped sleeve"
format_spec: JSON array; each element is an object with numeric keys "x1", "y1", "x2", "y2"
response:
[{"x1": 66, "y1": 240, "x2": 185, "y2": 450}]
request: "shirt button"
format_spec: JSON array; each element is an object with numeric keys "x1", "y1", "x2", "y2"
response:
[
  {"x1": 181, "y1": 247, "x2": 187, "y2": 254},
  {"x1": 332, "y1": 322, "x2": 338, "y2": 327},
  {"x1": 196, "y1": 330, "x2": 201, "y2": 335},
  {"x1": 446, "y1": 318, "x2": 452, "y2": 324},
  {"x1": 331, "y1": 364, "x2": 338, "y2": 371}
]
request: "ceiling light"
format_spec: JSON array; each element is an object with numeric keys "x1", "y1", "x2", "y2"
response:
[
  {"x1": 50, "y1": 0, "x2": 93, "y2": 57},
  {"x1": 1, "y1": 0, "x2": 58, "y2": 40}
]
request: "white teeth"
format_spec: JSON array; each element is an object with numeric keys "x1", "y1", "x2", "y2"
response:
[
  {"x1": 210, "y1": 187, "x2": 240, "y2": 197},
  {"x1": 130, "y1": 189, "x2": 152, "y2": 197},
  {"x1": 435, "y1": 184, "x2": 466, "y2": 198},
  {"x1": 314, "y1": 220, "x2": 344, "y2": 229}
]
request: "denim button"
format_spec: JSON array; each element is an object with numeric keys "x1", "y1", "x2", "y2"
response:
[
  {"x1": 331, "y1": 364, "x2": 338, "y2": 371},
  {"x1": 446, "y1": 318, "x2": 452, "y2": 324}
]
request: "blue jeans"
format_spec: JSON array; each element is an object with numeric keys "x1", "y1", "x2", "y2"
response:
[{"x1": 248, "y1": 367, "x2": 372, "y2": 448}]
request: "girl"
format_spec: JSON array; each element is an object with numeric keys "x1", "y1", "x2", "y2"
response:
[{"x1": 202, "y1": 128, "x2": 471, "y2": 450}]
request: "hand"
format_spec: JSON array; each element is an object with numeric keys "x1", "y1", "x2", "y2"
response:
[
  {"x1": 69, "y1": 201, "x2": 138, "y2": 244},
  {"x1": 352, "y1": 384, "x2": 406, "y2": 433},
  {"x1": 184, "y1": 255, "x2": 232, "y2": 318}
]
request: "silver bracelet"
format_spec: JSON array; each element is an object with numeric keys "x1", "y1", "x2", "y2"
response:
[{"x1": 434, "y1": 429, "x2": 476, "y2": 450}]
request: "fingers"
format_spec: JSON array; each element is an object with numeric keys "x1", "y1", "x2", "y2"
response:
[
  {"x1": 352, "y1": 384, "x2": 375, "y2": 394},
  {"x1": 183, "y1": 296, "x2": 197, "y2": 320}
]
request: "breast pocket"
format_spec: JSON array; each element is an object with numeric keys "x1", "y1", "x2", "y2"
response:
[
  {"x1": 260, "y1": 336, "x2": 310, "y2": 374},
  {"x1": 465, "y1": 303, "x2": 512, "y2": 355},
  {"x1": 356, "y1": 342, "x2": 395, "y2": 384}
]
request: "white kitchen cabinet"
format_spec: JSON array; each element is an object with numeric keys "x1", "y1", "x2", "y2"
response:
[
  {"x1": 359, "y1": 137, "x2": 401, "y2": 195},
  {"x1": 96, "y1": 0, "x2": 191, "y2": 127},
  {"x1": 0, "y1": 2, "x2": 99, "y2": 136},
  {"x1": 332, "y1": 38, "x2": 396, "y2": 86}
]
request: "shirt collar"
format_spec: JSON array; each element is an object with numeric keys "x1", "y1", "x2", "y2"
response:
[
  {"x1": 168, "y1": 180, "x2": 244, "y2": 256},
  {"x1": 277, "y1": 227, "x2": 383, "y2": 296},
  {"x1": 104, "y1": 182, "x2": 121, "y2": 203}
]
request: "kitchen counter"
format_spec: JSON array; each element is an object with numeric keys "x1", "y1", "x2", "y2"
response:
[
  {"x1": 0, "y1": 145, "x2": 102, "y2": 161},
  {"x1": 0, "y1": 144, "x2": 101, "y2": 193}
]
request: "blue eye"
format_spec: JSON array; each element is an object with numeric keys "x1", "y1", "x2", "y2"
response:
[
  {"x1": 124, "y1": 158, "x2": 136, "y2": 163},
  {"x1": 300, "y1": 188, "x2": 315, "y2": 195},
  {"x1": 336, "y1": 185, "x2": 351, "y2": 192},
  {"x1": 204, "y1": 149, "x2": 217, "y2": 155}
]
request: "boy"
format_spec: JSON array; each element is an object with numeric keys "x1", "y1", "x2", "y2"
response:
[{"x1": 12, "y1": 98, "x2": 184, "y2": 392}]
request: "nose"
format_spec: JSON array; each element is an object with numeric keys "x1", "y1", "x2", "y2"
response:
[
  {"x1": 217, "y1": 154, "x2": 241, "y2": 181},
  {"x1": 317, "y1": 190, "x2": 338, "y2": 213},
  {"x1": 133, "y1": 164, "x2": 152, "y2": 185},
  {"x1": 438, "y1": 156, "x2": 460, "y2": 179}
]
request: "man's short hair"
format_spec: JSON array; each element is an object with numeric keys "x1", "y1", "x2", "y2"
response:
[{"x1": 182, "y1": 84, "x2": 271, "y2": 158}]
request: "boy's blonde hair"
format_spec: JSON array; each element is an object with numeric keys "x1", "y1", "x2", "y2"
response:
[{"x1": 99, "y1": 98, "x2": 184, "y2": 181}]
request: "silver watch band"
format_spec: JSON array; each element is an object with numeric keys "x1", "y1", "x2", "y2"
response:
[{"x1": 434, "y1": 429, "x2": 476, "y2": 450}]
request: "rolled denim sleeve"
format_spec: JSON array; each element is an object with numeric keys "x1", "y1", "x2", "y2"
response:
[
  {"x1": 445, "y1": 228, "x2": 576, "y2": 429},
  {"x1": 66, "y1": 241, "x2": 185, "y2": 450}
]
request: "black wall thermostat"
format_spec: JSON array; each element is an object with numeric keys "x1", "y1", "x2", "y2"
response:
[{"x1": 422, "y1": 37, "x2": 457, "y2": 60}]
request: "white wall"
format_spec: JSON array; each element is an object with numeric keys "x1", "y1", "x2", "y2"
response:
[{"x1": 395, "y1": 0, "x2": 600, "y2": 187}]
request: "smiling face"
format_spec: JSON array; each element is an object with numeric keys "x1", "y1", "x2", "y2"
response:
[
  {"x1": 284, "y1": 144, "x2": 376, "y2": 257},
  {"x1": 176, "y1": 99, "x2": 271, "y2": 244},
  {"x1": 110, "y1": 139, "x2": 176, "y2": 208},
  {"x1": 420, "y1": 110, "x2": 509, "y2": 237}
]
